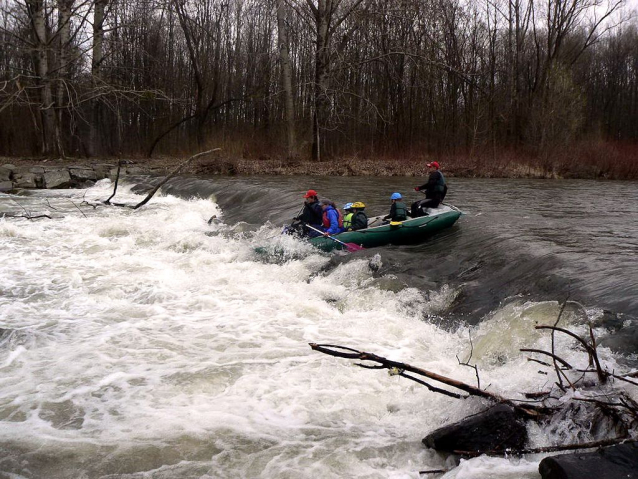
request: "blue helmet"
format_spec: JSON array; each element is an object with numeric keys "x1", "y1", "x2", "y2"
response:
[
  {"x1": 390, "y1": 192, "x2": 402, "y2": 200},
  {"x1": 344, "y1": 202, "x2": 354, "y2": 210}
]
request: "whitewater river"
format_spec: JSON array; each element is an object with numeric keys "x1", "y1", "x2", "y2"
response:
[{"x1": 0, "y1": 176, "x2": 636, "y2": 478}]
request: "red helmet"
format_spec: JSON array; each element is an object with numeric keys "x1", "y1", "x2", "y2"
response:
[{"x1": 426, "y1": 161, "x2": 440, "y2": 169}]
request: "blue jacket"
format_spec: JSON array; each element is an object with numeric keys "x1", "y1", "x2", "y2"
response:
[{"x1": 322, "y1": 206, "x2": 343, "y2": 235}]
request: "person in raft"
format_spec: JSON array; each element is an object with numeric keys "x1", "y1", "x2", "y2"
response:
[
  {"x1": 342, "y1": 203, "x2": 355, "y2": 230},
  {"x1": 320, "y1": 199, "x2": 344, "y2": 236},
  {"x1": 349, "y1": 202, "x2": 369, "y2": 230},
  {"x1": 295, "y1": 189, "x2": 323, "y2": 237},
  {"x1": 411, "y1": 161, "x2": 447, "y2": 217},
  {"x1": 383, "y1": 193, "x2": 408, "y2": 223}
]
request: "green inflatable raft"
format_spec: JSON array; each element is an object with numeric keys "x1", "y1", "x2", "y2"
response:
[{"x1": 309, "y1": 204, "x2": 462, "y2": 252}]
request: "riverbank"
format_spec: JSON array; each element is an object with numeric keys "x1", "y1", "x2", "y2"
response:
[{"x1": 1, "y1": 142, "x2": 637, "y2": 192}]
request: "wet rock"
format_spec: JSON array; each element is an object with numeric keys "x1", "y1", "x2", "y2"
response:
[
  {"x1": 0, "y1": 166, "x2": 11, "y2": 181},
  {"x1": 43, "y1": 169, "x2": 72, "y2": 189},
  {"x1": 599, "y1": 323, "x2": 638, "y2": 355},
  {"x1": 69, "y1": 168, "x2": 97, "y2": 182},
  {"x1": 592, "y1": 310, "x2": 626, "y2": 332},
  {"x1": 538, "y1": 442, "x2": 638, "y2": 479},
  {"x1": 0, "y1": 181, "x2": 12, "y2": 192},
  {"x1": 13, "y1": 171, "x2": 38, "y2": 188},
  {"x1": 1, "y1": 163, "x2": 16, "y2": 170},
  {"x1": 93, "y1": 163, "x2": 114, "y2": 179},
  {"x1": 422, "y1": 404, "x2": 527, "y2": 453},
  {"x1": 123, "y1": 166, "x2": 148, "y2": 175}
]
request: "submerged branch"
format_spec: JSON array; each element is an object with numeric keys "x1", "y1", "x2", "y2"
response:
[
  {"x1": 536, "y1": 325, "x2": 607, "y2": 383},
  {"x1": 103, "y1": 149, "x2": 220, "y2": 210},
  {"x1": 0, "y1": 212, "x2": 52, "y2": 220},
  {"x1": 104, "y1": 160, "x2": 122, "y2": 205},
  {"x1": 132, "y1": 149, "x2": 220, "y2": 210},
  {"x1": 309, "y1": 343, "x2": 546, "y2": 417},
  {"x1": 453, "y1": 437, "x2": 632, "y2": 457}
]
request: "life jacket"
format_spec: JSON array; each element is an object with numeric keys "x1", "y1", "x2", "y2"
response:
[
  {"x1": 322, "y1": 206, "x2": 344, "y2": 229},
  {"x1": 394, "y1": 201, "x2": 408, "y2": 220},
  {"x1": 434, "y1": 172, "x2": 446, "y2": 194},
  {"x1": 343, "y1": 212, "x2": 354, "y2": 229},
  {"x1": 351, "y1": 211, "x2": 368, "y2": 230}
]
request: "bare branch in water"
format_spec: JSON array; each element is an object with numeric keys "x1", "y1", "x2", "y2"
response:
[
  {"x1": 104, "y1": 149, "x2": 220, "y2": 210},
  {"x1": 453, "y1": 437, "x2": 632, "y2": 457},
  {"x1": 456, "y1": 330, "x2": 481, "y2": 389},
  {"x1": 309, "y1": 343, "x2": 547, "y2": 417}
]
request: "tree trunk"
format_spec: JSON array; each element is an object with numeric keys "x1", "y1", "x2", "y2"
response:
[
  {"x1": 90, "y1": 0, "x2": 107, "y2": 156},
  {"x1": 56, "y1": 0, "x2": 74, "y2": 158},
  {"x1": 312, "y1": 3, "x2": 331, "y2": 161},
  {"x1": 28, "y1": 0, "x2": 58, "y2": 156},
  {"x1": 276, "y1": 0, "x2": 296, "y2": 158}
]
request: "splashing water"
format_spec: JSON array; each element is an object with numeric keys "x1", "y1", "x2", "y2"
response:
[{"x1": 0, "y1": 180, "x2": 635, "y2": 478}]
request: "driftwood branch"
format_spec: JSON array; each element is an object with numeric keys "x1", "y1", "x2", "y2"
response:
[
  {"x1": 309, "y1": 343, "x2": 546, "y2": 417},
  {"x1": 103, "y1": 149, "x2": 220, "y2": 209},
  {"x1": 0, "y1": 212, "x2": 52, "y2": 220},
  {"x1": 521, "y1": 348, "x2": 574, "y2": 369},
  {"x1": 456, "y1": 331, "x2": 481, "y2": 389},
  {"x1": 5, "y1": 198, "x2": 52, "y2": 220},
  {"x1": 132, "y1": 148, "x2": 219, "y2": 209},
  {"x1": 453, "y1": 437, "x2": 631, "y2": 457},
  {"x1": 104, "y1": 160, "x2": 122, "y2": 205},
  {"x1": 419, "y1": 468, "x2": 449, "y2": 475},
  {"x1": 551, "y1": 297, "x2": 569, "y2": 390},
  {"x1": 68, "y1": 199, "x2": 87, "y2": 218},
  {"x1": 536, "y1": 325, "x2": 607, "y2": 383}
]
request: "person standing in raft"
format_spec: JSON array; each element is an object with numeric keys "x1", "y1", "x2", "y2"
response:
[
  {"x1": 411, "y1": 161, "x2": 447, "y2": 217},
  {"x1": 320, "y1": 199, "x2": 344, "y2": 236},
  {"x1": 383, "y1": 193, "x2": 408, "y2": 223},
  {"x1": 296, "y1": 189, "x2": 323, "y2": 237}
]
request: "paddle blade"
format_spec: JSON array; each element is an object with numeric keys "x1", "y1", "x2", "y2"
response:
[{"x1": 345, "y1": 243, "x2": 364, "y2": 253}]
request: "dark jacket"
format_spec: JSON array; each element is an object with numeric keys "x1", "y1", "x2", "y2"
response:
[
  {"x1": 351, "y1": 211, "x2": 368, "y2": 230},
  {"x1": 299, "y1": 201, "x2": 323, "y2": 226},
  {"x1": 417, "y1": 171, "x2": 446, "y2": 199},
  {"x1": 384, "y1": 201, "x2": 408, "y2": 221}
]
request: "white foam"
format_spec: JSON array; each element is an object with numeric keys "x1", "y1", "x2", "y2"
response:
[{"x1": 0, "y1": 186, "x2": 634, "y2": 477}]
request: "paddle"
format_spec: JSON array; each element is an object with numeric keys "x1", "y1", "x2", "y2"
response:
[{"x1": 305, "y1": 224, "x2": 364, "y2": 253}]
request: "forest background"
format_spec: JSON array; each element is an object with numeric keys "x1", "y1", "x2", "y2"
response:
[{"x1": 1, "y1": 0, "x2": 638, "y2": 179}]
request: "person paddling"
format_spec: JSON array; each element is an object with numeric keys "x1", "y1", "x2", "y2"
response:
[
  {"x1": 320, "y1": 199, "x2": 344, "y2": 235},
  {"x1": 295, "y1": 189, "x2": 323, "y2": 237},
  {"x1": 411, "y1": 161, "x2": 447, "y2": 217},
  {"x1": 383, "y1": 193, "x2": 408, "y2": 222}
]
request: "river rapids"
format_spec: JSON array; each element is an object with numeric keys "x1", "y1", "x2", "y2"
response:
[{"x1": 0, "y1": 176, "x2": 636, "y2": 478}]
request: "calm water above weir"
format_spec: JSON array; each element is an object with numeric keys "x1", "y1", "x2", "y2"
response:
[{"x1": 0, "y1": 176, "x2": 636, "y2": 478}]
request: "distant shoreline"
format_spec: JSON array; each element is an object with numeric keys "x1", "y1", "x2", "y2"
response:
[{"x1": 1, "y1": 148, "x2": 637, "y2": 191}]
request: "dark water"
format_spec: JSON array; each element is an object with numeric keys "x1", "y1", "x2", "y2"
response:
[{"x1": 158, "y1": 175, "x2": 638, "y2": 322}]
